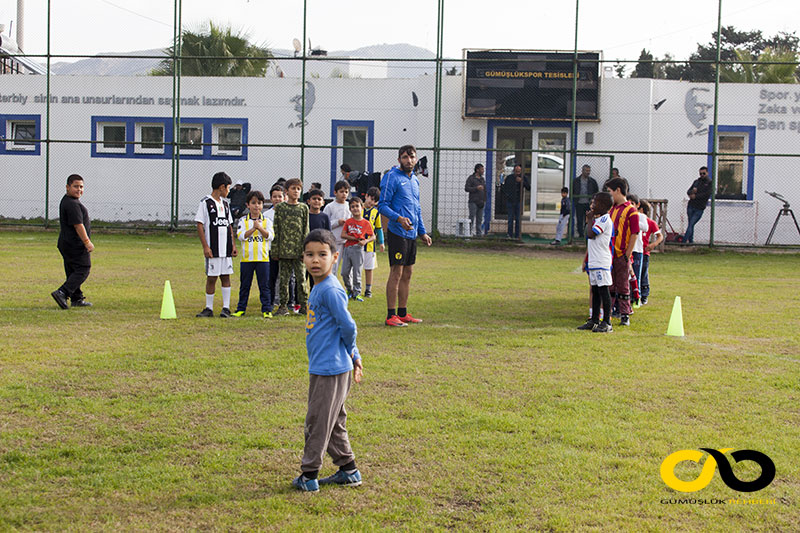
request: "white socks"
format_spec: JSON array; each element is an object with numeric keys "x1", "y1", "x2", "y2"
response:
[
  {"x1": 206, "y1": 293, "x2": 214, "y2": 309},
  {"x1": 221, "y1": 287, "x2": 231, "y2": 309}
]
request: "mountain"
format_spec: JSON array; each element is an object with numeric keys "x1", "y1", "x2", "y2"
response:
[
  {"x1": 48, "y1": 43, "x2": 438, "y2": 78},
  {"x1": 50, "y1": 49, "x2": 167, "y2": 76}
]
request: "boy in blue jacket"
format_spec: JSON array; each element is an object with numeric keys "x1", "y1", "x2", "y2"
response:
[{"x1": 292, "y1": 229, "x2": 364, "y2": 492}]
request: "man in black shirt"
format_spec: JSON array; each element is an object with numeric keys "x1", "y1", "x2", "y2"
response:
[
  {"x1": 501, "y1": 164, "x2": 530, "y2": 238},
  {"x1": 52, "y1": 174, "x2": 94, "y2": 309},
  {"x1": 684, "y1": 166, "x2": 713, "y2": 243}
]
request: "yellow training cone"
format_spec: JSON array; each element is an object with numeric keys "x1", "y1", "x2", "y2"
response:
[
  {"x1": 666, "y1": 296, "x2": 684, "y2": 337},
  {"x1": 160, "y1": 280, "x2": 177, "y2": 320}
]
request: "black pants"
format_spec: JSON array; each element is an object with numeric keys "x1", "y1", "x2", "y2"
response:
[
  {"x1": 591, "y1": 284, "x2": 611, "y2": 323},
  {"x1": 574, "y1": 204, "x2": 589, "y2": 237},
  {"x1": 59, "y1": 250, "x2": 91, "y2": 301}
]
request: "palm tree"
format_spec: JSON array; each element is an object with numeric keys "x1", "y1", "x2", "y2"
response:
[
  {"x1": 151, "y1": 21, "x2": 272, "y2": 77},
  {"x1": 720, "y1": 47, "x2": 798, "y2": 83}
]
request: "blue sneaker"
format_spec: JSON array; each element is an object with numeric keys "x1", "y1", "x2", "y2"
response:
[
  {"x1": 291, "y1": 475, "x2": 319, "y2": 492},
  {"x1": 319, "y1": 469, "x2": 362, "y2": 487}
]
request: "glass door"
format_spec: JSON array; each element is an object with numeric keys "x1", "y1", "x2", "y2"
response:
[
  {"x1": 494, "y1": 128, "x2": 532, "y2": 221},
  {"x1": 532, "y1": 131, "x2": 567, "y2": 219}
]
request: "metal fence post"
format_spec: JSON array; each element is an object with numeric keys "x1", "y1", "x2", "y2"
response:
[
  {"x1": 709, "y1": 0, "x2": 723, "y2": 247},
  {"x1": 44, "y1": 0, "x2": 51, "y2": 228}
]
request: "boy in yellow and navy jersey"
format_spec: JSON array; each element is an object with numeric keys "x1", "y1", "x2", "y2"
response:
[
  {"x1": 233, "y1": 190, "x2": 275, "y2": 318},
  {"x1": 362, "y1": 187, "x2": 384, "y2": 298}
]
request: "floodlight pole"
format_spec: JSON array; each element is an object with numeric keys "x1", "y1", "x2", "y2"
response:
[
  {"x1": 709, "y1": 0, "x2": 723, "y2": 247},
  {"x1": 568, "y1": 0, "x2": 580, "y2": 244}
]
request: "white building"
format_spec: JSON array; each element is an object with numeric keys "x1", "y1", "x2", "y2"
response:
[{"x1": 0, "y1": 73, "x2": 798, "y2": 244}]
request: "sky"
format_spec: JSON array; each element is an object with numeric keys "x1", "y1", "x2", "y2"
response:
[{"x1": 1, "y1": 0, "x2": 798, "y2": 67}]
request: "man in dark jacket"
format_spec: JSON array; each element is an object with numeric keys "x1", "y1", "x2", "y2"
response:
[
  {"x1": 572, "y1": 164, "x2": 599, "y2": 238},
  {"x1": 464, "y1": 163, "x2": 486, "y2": 236},
  {"x1": 683, "y1": 166, "x2": 712, "y2": 243},
  {"x1": 501, "y1": 164, "x2": 530, "y2": 238}
]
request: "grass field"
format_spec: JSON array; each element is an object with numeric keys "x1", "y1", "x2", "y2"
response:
[{"x1": 1, "y1": 229, "x2": 799, "y2": 532}]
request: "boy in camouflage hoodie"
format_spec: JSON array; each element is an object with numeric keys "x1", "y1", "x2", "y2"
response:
[{"x1": 273, "y1": 178, "x2": 310, "y2": 315}]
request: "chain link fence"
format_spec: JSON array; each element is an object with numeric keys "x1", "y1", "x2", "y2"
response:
[{"x1": 1, "y1": 1, "x2": 798, "y2": 247}]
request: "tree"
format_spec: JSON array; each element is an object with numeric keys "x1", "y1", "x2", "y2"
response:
[
  {"x1": 613, "y1": 61, "x2": 626, "y2": 78},
  {"x1": 664, "y1": 26, "x2": 799, "y2": 82},
  {"x1": 151, "y1": 21, "x2": 271, "y2": 77},
  {"x1": 720, "y1": 47, "x2": 798, "y2": 83},
  {"x1": 632, "y1": 49, "x2": 654, "y2": 78}
]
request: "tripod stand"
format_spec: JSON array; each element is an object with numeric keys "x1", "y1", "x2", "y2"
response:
[{"x1": 764, "y1": 191, "x2": 800, "y2": 245}]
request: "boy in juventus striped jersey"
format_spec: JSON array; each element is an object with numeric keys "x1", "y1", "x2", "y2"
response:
[
  {"x1": 232, "y1": 190, "x2": 274, "y2": 318},
  {"x1": 195, "y1": 172, "x2": 238, "y2": 318}
]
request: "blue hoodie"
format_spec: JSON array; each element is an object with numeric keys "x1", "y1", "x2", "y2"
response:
[
  {"x1": 378, "y1": 166, "x2": 427, "y2": 240},
  {"x1": 305, "y1": 274, "x2": 360, "y2": 376}
]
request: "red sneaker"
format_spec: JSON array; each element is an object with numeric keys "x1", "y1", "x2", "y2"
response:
[
  {"x1": 385, "y1": 315, "x2": 408, "y2": 327},
  {"x1": 398, "y1": 313, "x2": 422, "y2": 324}
]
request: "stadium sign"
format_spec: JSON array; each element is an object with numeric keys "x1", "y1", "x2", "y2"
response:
[{"x1": 463, "y1": 49, "x2": 600, "y2": 121}]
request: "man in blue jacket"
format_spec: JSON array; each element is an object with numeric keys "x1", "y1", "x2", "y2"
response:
[{"x1": 379, "y1": 145, "x2": 433, "y2": 327}]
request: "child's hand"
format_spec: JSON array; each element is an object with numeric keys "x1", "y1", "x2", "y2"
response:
[
  {"x1": 359, "y1": 239, "x2": 367, "y2": 246},
  {"x1": 232, "y1": 247, "x2": 238, "y2": 257},
  {"x1": 203, "y1": 245, "x2": 213, "y2": 258},
  {"x1": 379, "y1": 244, "x2": 385, "y2": 253},
  {"x1": 353, "y1": 358, "x2": 363, "y2": 383},
  {"x1": 581, "y1": 262, "x2": 587, "y2": 273}
]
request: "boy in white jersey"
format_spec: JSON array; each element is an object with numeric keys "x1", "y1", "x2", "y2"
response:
[
  {"x1": 323, "y1": 180, "x2": 351, "y2": 276},
  {"x1": 232, "y1": 190, "x2": 274, "y2": 318},
  {"x1": 578, "y1": 191, "x2": 614, "y2": 333},
  {"x1": 195, "y1": 172, "x2": 238, "y2": 318}
]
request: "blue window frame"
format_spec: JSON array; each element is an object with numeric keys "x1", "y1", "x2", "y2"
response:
[
  {"x1": 0, "y1": 114, "x2": 41, "y2": 155},
  {"x1": 330, "y1": 119, "x2": 374, "y2": 192},
  {"x1": 707, "y1": 125, "x2": 755, "y2": 201},
  {"x1": 90, "y1": 116, "x2": 248, "y2": 160}
]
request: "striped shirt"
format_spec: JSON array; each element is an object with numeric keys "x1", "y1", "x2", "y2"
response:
[
  {"x1": 363, "y1": 206, "x2": 382, "y2": 252},
  {"x1": 608, "y1": 201, "x2": 640, "y2": 258},
  {"x1": 237, "y1": 213, "x2": 273, "y2": 262},
  {"x1": 195, "y1": 195, "x2": 233, "y2": 258}
]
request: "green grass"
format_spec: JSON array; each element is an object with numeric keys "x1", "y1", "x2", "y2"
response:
[{"x1": 1, "y1": 229, "x2": 799, "y2": 531}]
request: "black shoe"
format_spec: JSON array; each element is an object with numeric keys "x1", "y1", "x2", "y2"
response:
[
  {"x1": 593, "y1": 321, "x2": 613, "y2": 333},
  {"x1": 641, "y1": 297, "x2": 648, "y2": 305},
  {"x1": 219, "y1": 307, "x2": 232, "y2": 318},
  {"x1": 196, "y1": 307, "x2": 214, "y2": 317},
  {"x1": 577, "y1": 320, "x2": 597, "y2": 331},
  {"x1": 71, "y1": 298, "x2": 92, "y2": 307},
  {"x1": 620, "y1": 315, "x2": 630, "y2": 326},
  {"x1": 51, "y1": 290, "x2": 69, "y2": 309},
  {"x1": 550, "y1": 240, "x2": 560, "y2": 245}
]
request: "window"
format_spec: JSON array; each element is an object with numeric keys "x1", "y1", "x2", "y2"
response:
[
  {"x1": 330, "y1": 120, "x2": 374, "y2": 188},
  {"x1": 98, "y1": 122, "x2": 127, "y2": 153},
  {"x1": 342, "y1": 128, "x2": 367, "y2": 172},
  {"x1": 707, "y1": 125, "x2": 755, "y2": 201},
  {"x1": 179, "y1": 125, "x2": 203, "y2": 151},
  {"x1": 716, "y1": 134, "x2": 746, "y2": 200},
  {"x1": 135, "y1": 123, "x2": 164, "y2": 153},
  {"x1": 0, "y1": 115, "x2": 41, "y2": 155},
  {"x1": 91, "y1": 116, "x2": 247, "y2": 160},
  {"x1": 213, "y1": 124, "x2": 242, "y2": 156},
  {"x1": 6, "y1": 120, "x2": 36, "y2": 151}
]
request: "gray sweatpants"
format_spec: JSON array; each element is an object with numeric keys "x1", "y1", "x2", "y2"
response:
[
  {"x1": 301, "y1": 371, "x2": 355, "y2": 474},
  {"x1": 555, "y1": 214, "x2": 568, "y2": 241},
  {"x1": 340, "y1": 245, "x2": 364, "y2": 295}
]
